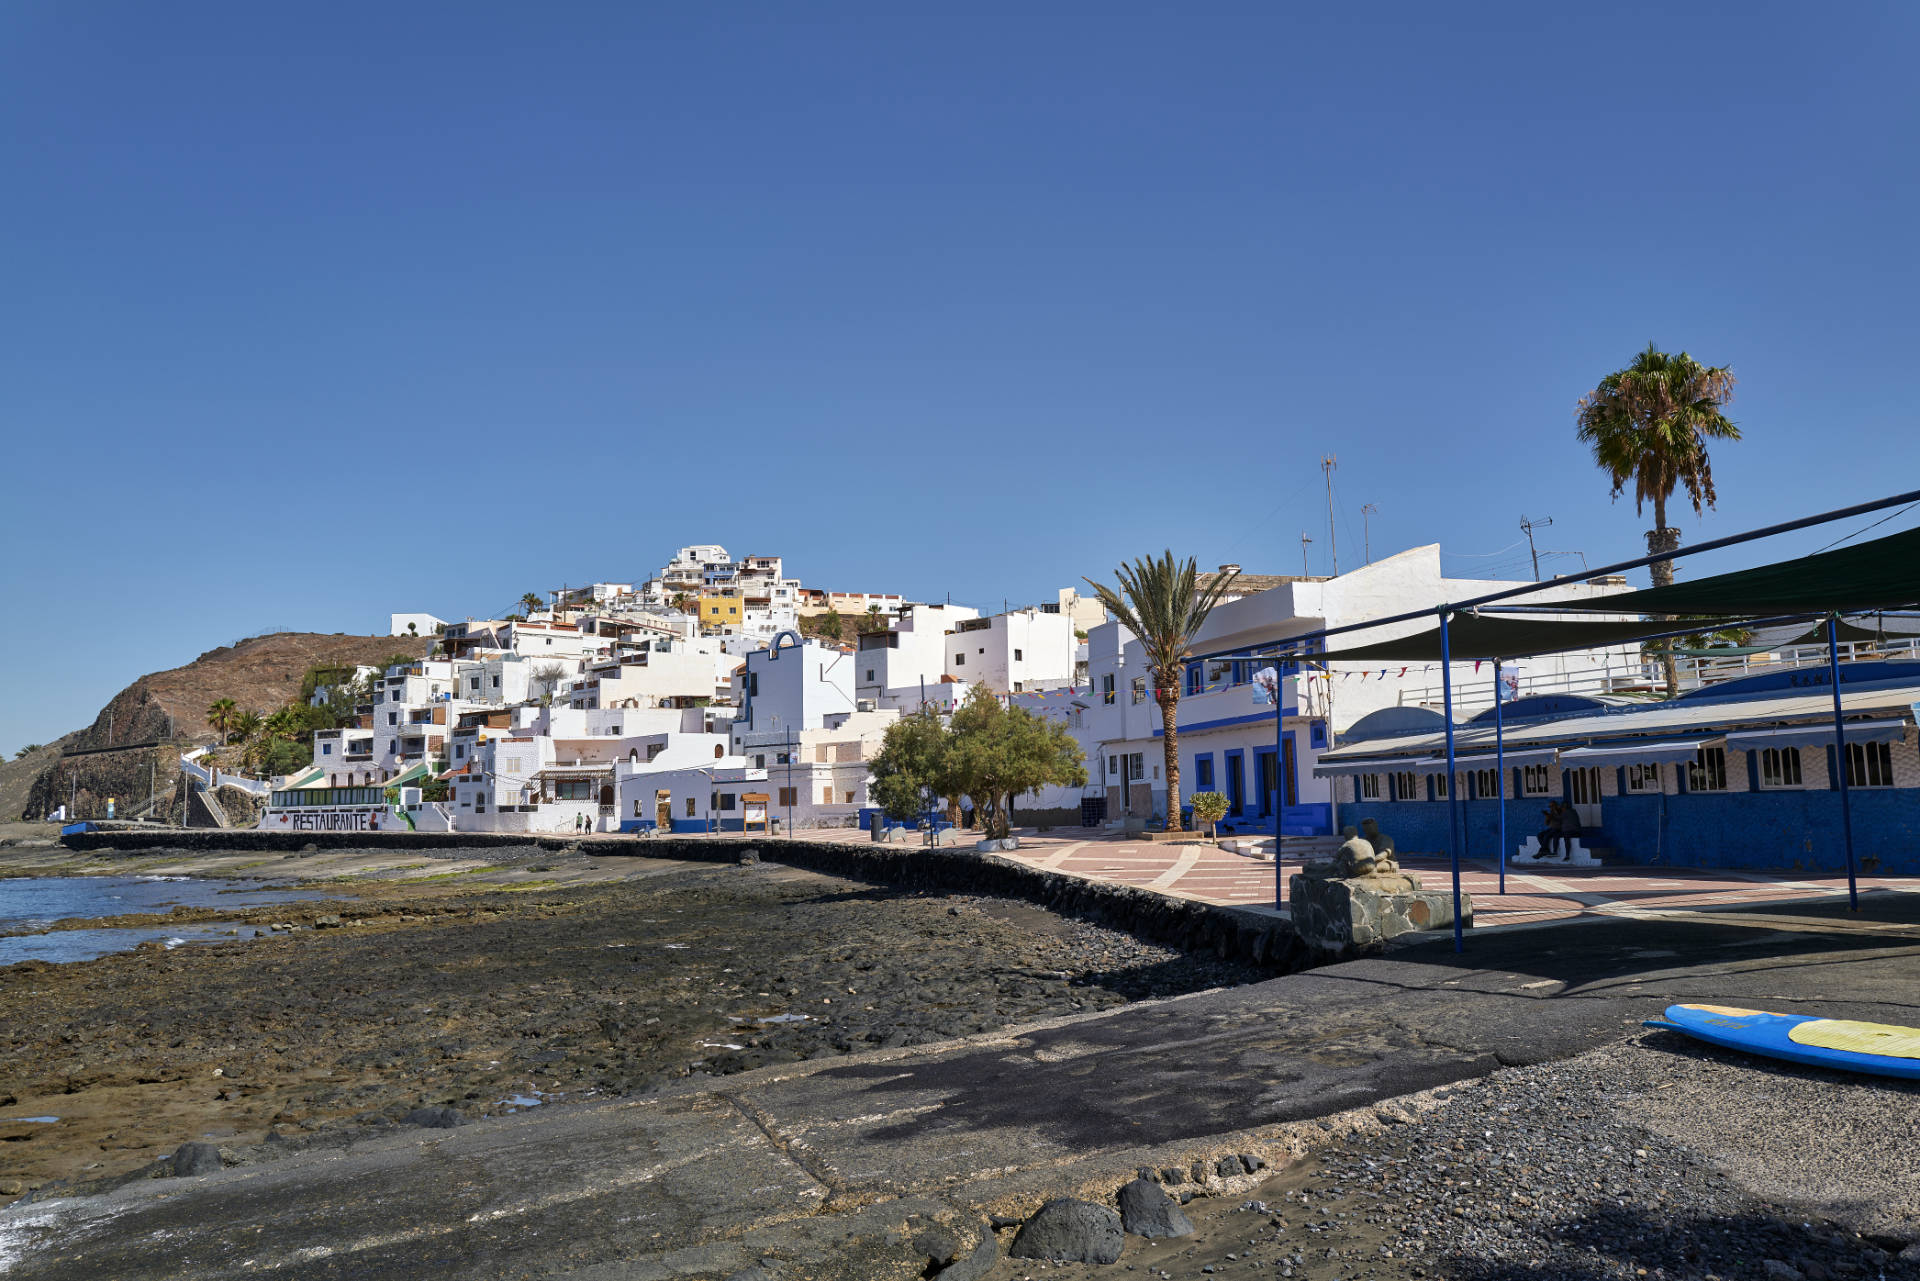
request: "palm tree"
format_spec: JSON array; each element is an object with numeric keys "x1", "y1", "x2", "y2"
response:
[
  {"x1": 1084, "y1": 553, "x2": 1239, "y2": 831},
  {"x1": 519, "y1": 592, "x2": 545, "y2": 616},
  {"x1": 231, "y1": 710, "x2": 264, "y2": 743},
  {"x1": 1576, "y1": 342, "x2": 1739, "y2": 696},
  {"x1": 206, "y1": 698, "x2": 239, "y2": 740}
]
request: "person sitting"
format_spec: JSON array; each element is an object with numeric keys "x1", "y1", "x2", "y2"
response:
[
  {"x1": 1554, "y1": 802, "x2": 1583, "y2": 861},
  {"x1": 1535, "y1": 802, "x2": 1563, "y2": 857}
]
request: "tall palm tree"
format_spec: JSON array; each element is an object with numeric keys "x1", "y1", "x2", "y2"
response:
[
  {"x1": 1084, "y1": 554, "x2": 1239, "y2": 831},
  {"x1": 206, "y1": 698, "x2": 238, "y2": 740},
  {"x1": 519, "y1": 592, "x2": 545, "y2": 616},
  {"x1": 231, "y1": 710, "x2": 264, "y2": 743},
  {"x1": 1576, "y1": 342, "x2": 1739, "y2": 696}
]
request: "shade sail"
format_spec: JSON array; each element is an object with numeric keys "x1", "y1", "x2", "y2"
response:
[
  {"x1": 1307, "y1": 614, "x2": 1719, "y2": 664},
  {"x1": 1782, "y1": 618, "x2": 1892, "y2": 647},
  {"x1": 1725, "y1": 719, "x2": 1909, "y2": 751},
  {"x1": 1559, "y1": 739, "x2": 1718, "y2": 766},
  {"x1": 1550, "y1": 524, "x2": 1920, "y2": 618}
]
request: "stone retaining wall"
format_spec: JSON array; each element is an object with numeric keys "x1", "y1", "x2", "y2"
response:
[{"x1": 60, "y1": 829, "x2": 1308, "y2": 972}]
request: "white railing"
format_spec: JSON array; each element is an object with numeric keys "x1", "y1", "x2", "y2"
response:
[
  {"x1": 178, "y1": 752, "x2": 273, "y2": 796},
  {"x1": 1675, "y1": 636, "x2": 1920, "y2": 689}
]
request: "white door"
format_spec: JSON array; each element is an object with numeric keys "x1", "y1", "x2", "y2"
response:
[{"x1": 1566, "y1": 766, "x2": 1603, "y2": 830}]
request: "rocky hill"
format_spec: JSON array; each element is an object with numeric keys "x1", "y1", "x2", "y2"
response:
[{"x1": 7, "y1": 632, "x2": 432, "y2": 821}]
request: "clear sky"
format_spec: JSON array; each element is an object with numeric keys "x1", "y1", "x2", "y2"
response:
[{"x1": 3, "y1": 2, "x2": 1917, "y2": 754}]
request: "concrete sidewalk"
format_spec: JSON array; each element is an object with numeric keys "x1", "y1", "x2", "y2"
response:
[{"x1": 9, "y1": 889, "x2": 1920, "y2": 1280}]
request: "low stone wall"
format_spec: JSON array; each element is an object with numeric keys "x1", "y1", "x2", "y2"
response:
[{"x1": 60, "y1": 829, "x2": 1307, "y2": 972}]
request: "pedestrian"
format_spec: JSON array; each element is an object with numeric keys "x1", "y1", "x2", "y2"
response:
[
  {"x1": 1555, "y1": 800, "x2": 1583, "y2": 862},
  {"x1": 1535, "y1": 802, "x2": 1563, "y2": 858}
]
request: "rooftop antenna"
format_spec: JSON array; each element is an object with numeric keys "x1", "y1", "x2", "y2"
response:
[
  {"x1": 1361, "y1": 502, "x2": 1378, "y2": 564},
  {"x1": 1300, "y1": 532, "x2": 1314, "y2": 577},
  {"x1": 1321, "y1": 455, "x2": 1339, "y2": 575},
  {"x1": 1519, "y1": 515, "x2": 1553, "y2": 581}
]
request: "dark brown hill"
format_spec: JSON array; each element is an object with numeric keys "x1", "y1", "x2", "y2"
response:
[{"x1": 6, "y1": 632, "x2": 431, "y2": 820}]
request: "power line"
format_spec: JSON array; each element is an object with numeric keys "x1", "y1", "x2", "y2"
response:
[{"x1": 1812, "y1": 501, "x2": 1920, "y2": 554}]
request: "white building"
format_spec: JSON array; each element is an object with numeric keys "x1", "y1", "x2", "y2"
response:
[
  {"x1": 568, "y1": 636, "x2": 733, "y2": 710},
  {"x1": 1072, "y1": 548, "x2": 1640, "y2": 836},
  {"x1": 854, "y1": 603, "x2": 981, "y2": 710},
  {"x1": 389, "y1": 612, "x2": 445, "y2": 638},
  {"x1": 944, "y1": 605, "x2": 1078, "y2": 693}
]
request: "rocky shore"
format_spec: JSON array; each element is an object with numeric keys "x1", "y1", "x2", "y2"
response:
[{"x1": 0, "y1": 850, "x2": 1265, "y2": 1199}]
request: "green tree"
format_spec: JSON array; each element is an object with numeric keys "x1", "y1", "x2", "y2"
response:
[
  {"x1": 230, "y1": 710, "x2": 264, "y2": 743},
  {"x1": 867, "y1": 709, "x2": 961, "y2": 822},
  {"x1": 206, "y1": 698, "x2": 239, "y2": 740},
  {"x1": 945, "y1": 686, "x2": 1086, "y2": 840},
  {"x1": 1083, "y1": 553, "x2": 1239, "y2": 830},
  {"x1": 1190, "y1": 791, "x2": 1230, "y2": 839},
  {"x1": 14, "y1": 744, "x2": 43, "y2": 759},
  {"x1": 1576, "y1": 342, "x2": 1739, "y2": 696},
  {"x1": 519, "y1": 592, "x2": 546, "y2": 615},
  {"x1": 858, "y1": 604, "x2": 888, "y2": 634}
]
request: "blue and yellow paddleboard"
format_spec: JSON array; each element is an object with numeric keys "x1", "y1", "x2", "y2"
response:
[{"x1": 1646, "y1": 1004, "x2": 1920, "y2": 1080}]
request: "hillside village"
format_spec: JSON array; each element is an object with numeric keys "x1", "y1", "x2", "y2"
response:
[{"x1": 179, "y1": 540, "x2": 1656, "y2": 840}]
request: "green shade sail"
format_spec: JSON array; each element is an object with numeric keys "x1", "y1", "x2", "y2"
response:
[
  {"x1": 1307, "y1": 614, "x2": 1729, "y2": 664},
  {"x1": 1551, "y1": 524, "x2": 1920, "y2": 618}
]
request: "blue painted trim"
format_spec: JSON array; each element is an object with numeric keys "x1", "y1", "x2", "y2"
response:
[
  {"x1": 1152, "y1": 708, "x2": 1298, "y2": 737},
  {"x1": 1193, "y1": 752, "x2": 1215, "y2": 792},
  {"x1": 1224, "y1": 749, "x2": 1246, "y2": 815}
]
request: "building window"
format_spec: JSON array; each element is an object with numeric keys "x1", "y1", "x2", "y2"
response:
[
  {"x1": 1519, "y1": 763, "x2": 1555, "y2": 797},
  {"x1": 553, "y1": 779, "x2": 594, "y2": 800},
  {"x1": 633, "y1": 799, "x2": 644, "y2": 817},
  {"x1": 1432, "y1": 772, "x2": 1449, "y2": 800},
  {"x1": 1566, "y1": 766, "x2": 1602, "y2": 806},
  {"x1": 1014, "y1": 648, "x2": 1023, "y2": 662},
  {"x1": 1687, "y1": 747, "x2": 1729, "y2": 793},
  {"x1": 475, "y1": 795, "x2": 486, "y2": 814},
  {"x1": 954, "y1": 653, "x2": 966, "y2": 668},
  {"x1": 1013, "y1": 681, "x2": 1023, "y2": 692},
  {"x1": 1759, "y1": 747, "x2": 1803, "y2": 788},
  {"x1": 1126, "y1": 752, "x2": 1144, "y2": 781},
  {"x1": 686, "y1": 796, "x2": 697, "y2": 817},
  {"x1": 1623, "y1": 762, "x2": 1661, "y2": 793},
  {"x1": 1195, "y1": 757, "x2": 1214, "y2": 789},
  {"x1": 1359, "y1": 773, "x2": 1382, "y2": 800},
  {"x1": 754, "y1": 754, "x2": 765, "y2": 769},
  {"x1": 1185, "y1": 665, "x2": 1202, "y2": 696},
  {"x1": 865, "y1": 670, "x2": 874, "y2": 682},
  {"x1": 843, "y1": 790, "x2": 855, "y2": 804},
  {"x1": 718, "y1": 793, "x2": 736, "y2": 811},
  {"x1": 778, "y1": 786, "x2": 796, "y2": 807},
  {"x1": 469, "y1": 678, "x2": 480, "y2": 690},
  {"x1": 1846, "y1": 740, "x2": 1895, "y2": 788},
  {"x1": 322, "y1": 743, "x2": 333, "y2": 755},
  {"x1": 492, "y1": 675, "x2": 500, "y2": 689},
  {"x1": 1131, "y1": 677, "x2": 1146, "y2": 704},
  {"x1": 1108, "y1": 755, "x2": 1119, "y2": 775},
  {"x1": 821, "y1": 786, "x2": 833, "y2": 805},
  {"x1": 1391, "y1": 770, "x2": 1418, "y2": 801},
  {"x1": 1471, "y1": 768, "x2": 1498, "y2": 800},
  {"x1": 1102, "y1": 674, "x2": 1115, "y2": 704},
  {"x1": 388, "y1": 712, "x2": 398, "y2": 726}
]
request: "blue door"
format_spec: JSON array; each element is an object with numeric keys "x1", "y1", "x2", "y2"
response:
[{"x1": 1224, "y1": 749, "x2": 1245, "y2": 816}]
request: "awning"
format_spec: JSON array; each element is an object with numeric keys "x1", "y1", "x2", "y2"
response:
[
  {"x1": 1413, "y1": 747, "x2": 1558, "y2": 772},
  {"x1": 1312, "y1": 755, "x2": 1422, "y2": 778},
  {"x1": 1307, "y1": 614, "x2": 1727, "y2": 664},
  {"x1": 1550, "y1": 524, "x2": 1920, "y2": 618},
  {"x1": 1559, "y1": 739, "x2": 1718, "y2": 766},
  {"x1": 1725, "y1": 720, "x2": 1909, "y2": 752}
]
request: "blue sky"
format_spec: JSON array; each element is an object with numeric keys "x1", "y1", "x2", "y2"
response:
[{"x1": 3, "y1": 2, "x2": 1917, "y2": 753}]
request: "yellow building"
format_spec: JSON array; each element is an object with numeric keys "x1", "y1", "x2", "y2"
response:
[{"x1": 698, "y1": 594, "x2": 743, "y2": 628}]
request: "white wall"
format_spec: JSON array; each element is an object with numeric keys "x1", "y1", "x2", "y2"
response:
[{"x1": 389, "y1": 612, "x2": 444, "y2": 637}]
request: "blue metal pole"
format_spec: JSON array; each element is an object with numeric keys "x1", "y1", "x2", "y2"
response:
[
  {"x1": 1827, "y1": 614, "x2": 1859, "y2": 911},
  {"x1": 1274, "y1": 662, "x2": 1285, "y2": 911},
  {"x1": 1493, "y1": 658, "x2": 1506, "y2": 896},
  {"x1": 1440, "y1": 610, "x2": 1463, "y2": 952}
]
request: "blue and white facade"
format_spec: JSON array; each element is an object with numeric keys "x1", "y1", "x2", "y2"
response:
[
  {"x1": 1318, "y1": 660, "x2": 1920, "y2": 875},
  {"x1": 1075, "y1": 547, "x2": 1642, "y2": 835}
]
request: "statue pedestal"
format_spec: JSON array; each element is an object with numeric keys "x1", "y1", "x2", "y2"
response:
[{"x1": 1288, "y1": 863, "x2": 1471, "y2": 955}]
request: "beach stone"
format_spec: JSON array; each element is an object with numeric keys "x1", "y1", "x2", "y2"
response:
[
  {"x1": 403, "y1": 1106, "x2": 465, "y2": 1129},
  {"x1": 911, "y1": 1221, "x2": 962, "y2": 1265},
  {"x1": 1761, "y1": 1262, "x2": 1804, "y2": 1281},
  {"x1": 1008, "y1": 1197, "x2": 1124, "y2": 1263},
  {"x1": 0, "y1": 1180, "x2": 24, "y2": 1196},
  {"x1": 170, "y1": 1141, "x2": 223, "y2": 1177},
  {"x1": 314, "y1": 914, "x2": 342, "y2": 928},
  {"x1": 1215, "y1": 1155, "x2": 1244, "y2": 1178},
  {"x1": 1118, "y1": 1178, "x2": 1194, "y2": 1238},
  {"x1": 933, "y1": 1232, "x2": 999, "y2": 1280}
]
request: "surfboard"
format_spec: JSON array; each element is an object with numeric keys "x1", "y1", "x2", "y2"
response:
[{"x1": 1645, "y1": 1003, "x2": 1920, "y2": 1080}]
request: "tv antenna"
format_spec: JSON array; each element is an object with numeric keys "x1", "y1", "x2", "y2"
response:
[
  {"x1": 1321, "y1": 455, "x2": 1338, "y2": 575},
  {"x1": 1519, "y1": 515, "x2": 1553, "y2": 581},
  {"x1": 1300, "y1": 532, "x2": 1314, "y2": 577},
  {"x1": 1360, "y1": 502, "x2": 1378, "y2": 564}
]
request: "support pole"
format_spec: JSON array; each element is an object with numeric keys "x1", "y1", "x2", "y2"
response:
[
  {"x1": 1440, "y1": 610, "x2": 1464, "y2": 952},
  {"x1": 1494, "y1": 658, "x2": 1507, "y2": 896},
  {"x1": 1273, "y1": 662, "x2": 1285, "y2": 912},
  {"x1": 1827, "y1": 614, "x2": 1859, "y2": 911}
]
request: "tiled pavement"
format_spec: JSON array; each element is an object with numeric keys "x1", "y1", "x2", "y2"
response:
[
  {"x1": 783, "y1": 825, "x2": 1920, "y2": 932},
  {"x1": 982, "y1": 831, "x2": 1920, "y2": 932}
]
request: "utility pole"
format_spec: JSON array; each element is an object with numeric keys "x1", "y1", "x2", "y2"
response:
[
  {"x1": 1300, "y1": 533, "x2": 1314, "y2": 577},
  {"x1": 1361, "y1": 503, "x2": 1378, "y2": 564},
  {"x1": 1321, "y1": 455, "x2": 1338, "y2": 575},
  {"x1": 1519, "y1": 515, "x2": 1553, "y2": 581}
]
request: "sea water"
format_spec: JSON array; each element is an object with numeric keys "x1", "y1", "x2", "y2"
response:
[{"x1": 0, "y1": 876, "x2": 319, "y2": 965}]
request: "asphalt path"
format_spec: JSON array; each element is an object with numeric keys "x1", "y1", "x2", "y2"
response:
[{"x1": 8, "y1": 888, "x2": 1920, "y2": 1280}]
